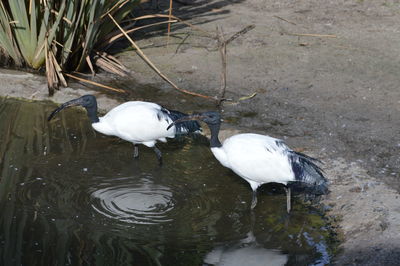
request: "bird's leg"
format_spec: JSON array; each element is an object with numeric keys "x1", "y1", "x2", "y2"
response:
[
  {"x1": 250, "y1": 207, "x2": 256, "y2": 231},
  {"x1": 133, "y1": 144, "x2": 139, "y2": 158},
  {"x1": 153, "y1": 145, "x2": 163, "y2": 165},
  {"x1": 284, "y1": 187, "x2": 291, "y2": 213},
  {"x1": 250, "y1": 190, "x2": 258, "y2": 209}
]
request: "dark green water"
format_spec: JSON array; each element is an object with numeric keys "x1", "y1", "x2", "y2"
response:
[{"x1": 0, "y1": 98, "x2": 335, "y2": 265}]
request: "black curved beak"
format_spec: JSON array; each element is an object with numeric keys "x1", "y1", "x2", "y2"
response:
[
  {"x1": 166, "y1": 114, "x2": 204, "y2": 130},
  {"x1": 47, "y1": 98, "x2": 84, "y2": 121}
]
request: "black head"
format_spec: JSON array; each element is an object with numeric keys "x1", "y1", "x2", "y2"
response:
[
  {"x1": 76, "y1": 95, "x2": 97, "y2": 108},
  {"x1": 47, "y1": 95, "x2": 98, "y2": 122},
  {"x1": 166, "y1": 111, "x2": 221, "y2": 130},
  {"x1": 195, "y1": 111, "x2": 221, "y2": 125}
]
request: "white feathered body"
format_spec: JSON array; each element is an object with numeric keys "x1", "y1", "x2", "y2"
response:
[
  {"x1": 91, "y1": 101, "x2": 176, "y2": 147},
  {"x1": 211, "y1": 133, "x2": 296, "y2": 191}
]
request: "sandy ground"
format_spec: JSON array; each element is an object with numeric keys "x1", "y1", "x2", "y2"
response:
[
  {"x1": 126, "y1": 2, "x2": 400, "y2": 263},
  {"x1": 1, "y1": 0, "x2": 400, "y2": 264}
]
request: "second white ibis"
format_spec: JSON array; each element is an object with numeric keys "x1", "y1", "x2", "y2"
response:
[{"x1": 168, "y1": 111, "x2": 328, "y2": 212}]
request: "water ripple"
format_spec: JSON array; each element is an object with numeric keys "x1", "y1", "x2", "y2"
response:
[{"x1": 90, "y1": 177, "x2": 175, "y2": 225}]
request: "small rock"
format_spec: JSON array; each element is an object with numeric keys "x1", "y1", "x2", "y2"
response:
[{"x1": 349, "y1": 186, "x2": 362, "y2": 193}]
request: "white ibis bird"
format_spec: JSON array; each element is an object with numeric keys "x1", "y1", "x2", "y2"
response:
[
  {"x1": 168, "y1": 111, "x2": 328, "y2": 212},
  {"x1": 48, "y1": 95, "x2": 201, "y2": 164},
  {"x1": 204, "y1": 232, "x2": 288, "y2": 266}
]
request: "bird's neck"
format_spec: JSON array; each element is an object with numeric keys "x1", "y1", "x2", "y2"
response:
[
  {"x1": 208, "y1": 123, "x2": 222, "y2": 148},
  {"x1": 85, "y1": 105, "x2": 99, "y2": 123}
]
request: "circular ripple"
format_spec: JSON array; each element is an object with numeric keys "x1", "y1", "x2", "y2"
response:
[{"x1": 90, "y1": 177, "x2": 174, "y2": 225}]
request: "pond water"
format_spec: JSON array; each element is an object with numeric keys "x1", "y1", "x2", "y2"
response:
[{"x1": 0, "y1": 98, "x2": 336, "y2": 265}]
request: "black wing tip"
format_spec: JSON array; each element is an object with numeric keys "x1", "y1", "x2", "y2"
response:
[
  {"x1": 164, "y1": 109, "x2": 202, "y2": 134},
  {"x1": 289, "y1": 151, "x2": 328, "y2": 193},
  {"x1": 294, "y1": 151, "x2": 324, "y2": 164},
  {"x1": 313, "y1": 180, "x2": 329, "y2": 195}
]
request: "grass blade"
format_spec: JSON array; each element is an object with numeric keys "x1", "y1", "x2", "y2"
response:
[{"x1": 0, "y1": 2, "x2": 22, "y2": 65}]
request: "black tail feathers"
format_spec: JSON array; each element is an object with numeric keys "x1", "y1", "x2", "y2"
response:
[
  {"x1": 163, "y1": 108, "x2": 202, "y2": 135},
  {"x1": 288, "y1": 151, "x2": 329, "y2": 195}
]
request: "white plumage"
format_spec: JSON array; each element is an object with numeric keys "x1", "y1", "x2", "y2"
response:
[
  {"x1": 211, "y1": 134, "x2": 295, "y2": 191},
  {"x1": 48, "y1": 95, "x2": 201, "y2": 164},
  {"x1": 204, "y1": 232, "x2": 288, "y2": 266},
  {"x1": 93, "y1": 101, "x2": 176, "y2": 147},
  {"x1": 168, "y1": 111, "x2": 328, "y2": 212}
]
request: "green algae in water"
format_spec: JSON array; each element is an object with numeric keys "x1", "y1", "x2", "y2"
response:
[{"x1": 0, "y1": 97, "x2": 337, "y2": 265}]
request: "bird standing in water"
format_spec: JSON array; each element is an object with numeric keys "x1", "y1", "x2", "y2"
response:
[
  {"x1": 48, "y1": 95, "x2": 201, "y2": 164},
  {"x1": 168, "y1": 111, "x2": 328, "y2": 212}
]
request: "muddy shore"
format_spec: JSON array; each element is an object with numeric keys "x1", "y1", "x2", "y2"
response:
[{"x1": 1, "y1": 0, "x2": 400, "y2": 264}]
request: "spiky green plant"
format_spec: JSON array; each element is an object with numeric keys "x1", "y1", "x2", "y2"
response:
[{"x1": 0, "y1": 0, "x2": 139, "y2": 95}]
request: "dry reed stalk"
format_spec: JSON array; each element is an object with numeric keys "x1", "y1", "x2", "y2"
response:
[
  {"x1": 273, "y1": 15, "x2": 297, "y2": 25},
  {"x1": 215, "y1": 25, "x2": 255, "y2": 104},
  {"x1": 217, "y1": 27, "x2": 227, "y2": 102},
  {"x1": 96, "y1": 52, "x2": 130, "y2": 73},
  {"x1": 288, "y1": 33, "x2": 337, "y2": 38},
  {"x1": 64, "y1": 73, "x2": 126, "y2": 94},
  {"x1": 167, "y1": 0, "x2": 173, "y2": 45},
  {"x1": 101, "y1": 0, "x2": 130, "y2": 19},
  {"x1": 85, "y1": 55, "x2": 96, "y2": 76},
  {"x1": 100, "y1": 20, "x2": 178, "y2": 49},
  {"x1": 45, "y1": 38, "x2": 57, "y2": 95},
  {"x1": 108, "y1": 13, "x2": 216, "y2": 100},
  {"x1": 225, "y1": 25, "x2": 255, "y2": 45},
  {"x1": 131, "y1": 14, "x2": 211, "y2": 36},
  {"x1": 50, "y1": 51, "x2": 67, "y2": 87},
  {"x1": 94, "y1": 52, "x2": 128, "y2": 77}
]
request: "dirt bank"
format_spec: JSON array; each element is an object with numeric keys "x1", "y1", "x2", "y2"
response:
[
  {"x1": 124, "y1": 1, "x2": 400, "y2": 264},
  {"x1": 1, "y1": 0, "x2": 400, "y2": 264}
]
